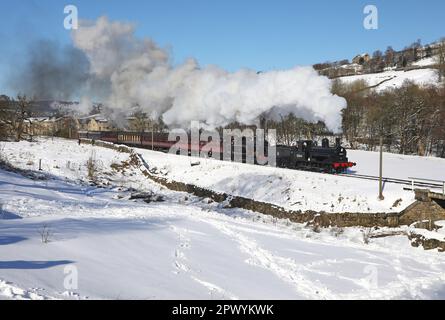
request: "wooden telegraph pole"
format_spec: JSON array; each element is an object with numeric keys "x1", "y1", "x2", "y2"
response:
[
  {"x1": 378, "y1": 135, "x2": 384, "y2": 200},
  {"x1": 151, "y1": 122, "x2": 154, "y2": 151}
]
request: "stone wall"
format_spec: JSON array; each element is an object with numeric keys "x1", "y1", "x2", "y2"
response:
[
  {"x1": 134, "y1": 152, "x2": 424, "y2": 228},
  {"x1": 399, "y1": 199, "x2": 445, "y2": 227}
]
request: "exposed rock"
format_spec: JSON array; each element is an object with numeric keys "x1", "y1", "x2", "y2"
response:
[
  {"x1": 409, "y1": 233, "x2": 445, "y2": 252},
  {"x1": 130, "y1": 191, "x2": 164, "y2": 203}
]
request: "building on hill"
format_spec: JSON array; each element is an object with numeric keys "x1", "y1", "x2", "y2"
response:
[
  {"x1": 24, "y1": 113, "x2": 115, "y2": 138},
  {"x1": 24, "y1": 116, "x2": 79, "y2": 138},
  {"x1": 24, "y1": 117, "x2": 55, "y2": 136},
  {"x1": 352, "y1": 53, "x2": 371, "y2": 65},
  {"x1": 76, "y1": 114, "x2": 112, "y2": 132}
]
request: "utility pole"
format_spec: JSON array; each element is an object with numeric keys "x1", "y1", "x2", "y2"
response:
[
  {"x1": 151, "y1": 122, "x2": 154, "y2": 151},
  {"x1": 378, "y1": 135, "x2": 384, "y2": 200}
]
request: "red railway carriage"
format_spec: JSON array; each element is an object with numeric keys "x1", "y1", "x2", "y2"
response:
[
  {"x1": 91, "y1": 131, "x2": 214, "y2": 155},
  {"x1": 78, "y1": 131, "x2": 355, "y2": 173}
]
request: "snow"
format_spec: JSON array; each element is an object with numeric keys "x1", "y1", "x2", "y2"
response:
[
  {"x1": 0, "y1": 279, "x2": 51, "y2": 300},
  {"x1": 349, "y1": 150, "x2": 445, "y2": 183},
  {"x1": 4, "y1": 137, "x2": 443, "y2": 213},
  {"x1": 413, "y1": 57, "x2": 436, "y2": 67},
  {"x1": 410, "y1": 228, "x2": 445, "y2": 242},
  {"x1": 1, "y1": 137, "x2": 445, "y2": 299},
  {"x1": 1, "y1": 167, "x2": 445, "y2": 299},
  {"x1": 338, "y1": 68, "x2": 438, "y2": 91},
  {"x1": 436, "y1": 221, "x2": 445, "y2": 230}
]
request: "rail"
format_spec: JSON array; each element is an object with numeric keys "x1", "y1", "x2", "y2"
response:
[
  {"x1": 80, "y1": 133, "x2": 445, "y2": 195},
  {"x1": 342, "y1": 173, "x2": 444, "y2": 191},
  {"x1": 408, "y1": 177, "x2": 445, "y2": 195}
]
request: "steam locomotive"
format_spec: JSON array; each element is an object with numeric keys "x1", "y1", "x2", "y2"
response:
[
  {"x1": 276, "y1": 138, "x2": 355, "y2": 173},
  {"x1": 78, "y1": 131, "x2": 356, "y2": 173}
]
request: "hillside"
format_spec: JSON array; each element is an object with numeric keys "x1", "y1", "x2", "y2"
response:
[
  {"x1": 0, "y1": 138, "x2": 417, "y2": 213},
  {"x1": 337, "y1": 67, "x2": 438, "y2": 91}
]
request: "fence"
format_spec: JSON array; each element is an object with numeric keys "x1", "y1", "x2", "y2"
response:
[{"x1": 408, "y1": 177, "x2": 445, "y2": 195}]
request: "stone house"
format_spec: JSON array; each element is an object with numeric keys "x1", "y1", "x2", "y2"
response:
[
  {"x1": 24, "y1": 116, "x2": 79, "y2": 137},
  {"x1": 76, "y1": 114, "x2": 112, "y2": 132},
  {"x1": 352, "y1": 53, "x2": 371, "y2": 65}
]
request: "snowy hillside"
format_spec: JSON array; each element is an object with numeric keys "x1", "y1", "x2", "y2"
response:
[
  {"x1": 412, "y1": 57, "x2": 437, "y2": 67},
  {"x1": 2, "y1": 138, "x2": 417, "y2": 213},
  {"x1": 136, "y1": 147, "x2": 421, "y2": 214},
  {"x1": 338, "y1": 68, "x2": 438, "y2": 91},
  {"x1": 1, "y1": 138, "x2": 445, "y2": 299}
]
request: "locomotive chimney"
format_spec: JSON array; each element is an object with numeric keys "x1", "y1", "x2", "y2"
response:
[
  {"x1": 260, "y1": 117, "x2": 267, "y2": 130},
  {"x1": 322, "y1": 138, "x2": 329, "y2": 148},
  {"x1": 335, "y1": 137, "x2": 341, "y2": 148}
]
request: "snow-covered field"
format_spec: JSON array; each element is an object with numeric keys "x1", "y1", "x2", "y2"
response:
[
  {"x1": 3, "y1": 138, "x2": 445, "y2": 214},
  {"x1": 338, "y1": 68, "x2": 437, "y2": 91},
  {"x1": 2, "y1": 138, "x2": 420, "y2": 213},
  {"x1": 0, "y1": 138, "x2": 418, "y2": 213},
  {"x1": 1, "y1": 137, "x2": 445, "y2": 300},
  {"x1": 349, "y1": 149, "x2": 445, "y2": 182}
]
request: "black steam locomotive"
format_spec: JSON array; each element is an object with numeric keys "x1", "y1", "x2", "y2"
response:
[
  {"x1": 276, "y1": 138, "x2": 355, "y2": 173},
  {"x1": 78, "y1": 131, "x2": 355, "y2": 173}
]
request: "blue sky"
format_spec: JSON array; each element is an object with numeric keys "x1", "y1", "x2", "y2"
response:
[{"x1": 0, "y1": 0, "x2": 444, "y2": 94}]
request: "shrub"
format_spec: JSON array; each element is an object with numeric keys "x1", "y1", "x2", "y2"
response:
[
  {"x1": 87, "y1": 151, "x2": 98, "y2": 181},
  {"x1": 39, "y1": 224, "x2": 52, "y2": 244}
]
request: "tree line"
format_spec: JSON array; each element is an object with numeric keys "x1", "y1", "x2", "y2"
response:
[{"x1": 333, "y1": 79, "x2": 445, "y2": 157}]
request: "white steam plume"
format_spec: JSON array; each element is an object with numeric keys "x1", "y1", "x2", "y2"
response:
[{"x1": 72, "y1": 17, "x2": 346, "y2": 131}]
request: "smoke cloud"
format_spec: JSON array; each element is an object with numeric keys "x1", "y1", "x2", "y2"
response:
[
  {"x1": 15, "y1": 16, "x2": 347, "y2": 131},
  {"x1": 12, "y1": 39, "x2": 90, "y2": 101}
]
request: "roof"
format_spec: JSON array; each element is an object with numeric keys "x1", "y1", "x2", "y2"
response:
[
  {"x1": 353, "y1": 53, "x2": 370, "y2": 59},
  {"x1": 78, "y1": 114, "x2": 109, "y2": 123},
  {"x1": 26, "y1": 117, "x2": 53, "y2": 122}
]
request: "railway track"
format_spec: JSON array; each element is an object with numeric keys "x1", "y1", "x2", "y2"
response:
[
  {"x1": 87, "y1": 136, "x2": 445, "y2": 192},
  {"x1": 341, "y1": 173, "x2": 444, "y2": 190}
]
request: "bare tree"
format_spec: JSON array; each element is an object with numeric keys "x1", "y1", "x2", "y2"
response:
[
  {"x1": 384, "y1": 46, "x2": 395, "y2": 68},
  {"x1": 132, "y1": 110, "x2": 149, "y2": 133},
  {"x1": 0, "y1": 95, "x2": 33, "y2": 141},
  {"x1": 87, "y1": 150, "x2": 98, "y2": 181},
  {"x1": 0, "y1": 95, "x2": 11, "y2": 139},
  {"x1": 332, "y1": 79, "x2": 369, "y2": 148},
  {"x1": 362, "y1": 227, "x2": 374, "y2": 244},
  {"x1": 435, "y1": 39, "x2": 445, "y2": 83}
]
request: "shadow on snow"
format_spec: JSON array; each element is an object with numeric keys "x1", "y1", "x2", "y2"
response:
[{"x1": 0, "y1": 260, "x2": 73, "y2": 269}]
